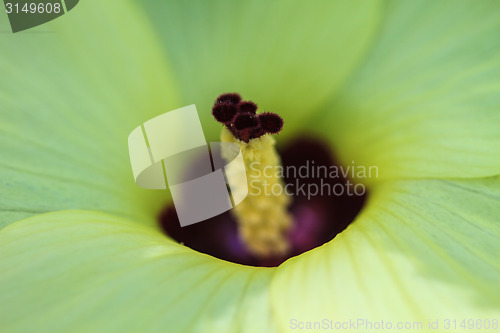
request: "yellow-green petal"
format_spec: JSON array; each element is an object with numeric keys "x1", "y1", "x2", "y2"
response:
[
  {"x1": 140, "y1": 0, "x2": 383, "y2": 140},
  {"x1": 314, "y1": 0, "x2": 500, "y2": 180},
  {"x1": 0, "y1": 210, "x2": 277, "y2": 333},
  {"x1": 271, "y1": 176, "x2": 500, "y2": 331},
  {"x1": 0, "y1": 0, "x2": 180, "y2": 228}
]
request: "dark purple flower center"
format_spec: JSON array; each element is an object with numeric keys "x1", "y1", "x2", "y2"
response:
[
  {"x1": 158, "y1": 93, "x2": 366, "y2": 267},
  {"x1": 159, "y1": 136, "x2": 366, "y2": 267}
]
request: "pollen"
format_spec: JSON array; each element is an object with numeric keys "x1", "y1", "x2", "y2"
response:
[{"x1": 214, "y1": 93, "x2": 292, "y2": 257}]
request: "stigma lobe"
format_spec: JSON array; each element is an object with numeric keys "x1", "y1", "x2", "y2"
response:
[{"x1": 212, "y1": 93, "x2": 283, "y2": 142}]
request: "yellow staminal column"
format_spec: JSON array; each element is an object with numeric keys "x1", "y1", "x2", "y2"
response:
[{"x1": 221, "y1": 127, "x2": 292, "y2": 257}]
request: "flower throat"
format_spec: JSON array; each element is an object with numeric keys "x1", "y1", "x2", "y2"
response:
[{"x1": 159, "y1": 93, "x2": 367, "y2": 267}]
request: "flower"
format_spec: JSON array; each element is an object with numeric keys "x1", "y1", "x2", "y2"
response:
[{"x1": 1, "y1": 0, "x2": 500, "y2": 332}]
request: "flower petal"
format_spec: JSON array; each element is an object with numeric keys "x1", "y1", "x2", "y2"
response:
[
  {"x1": 139, "y1": 0, "x2": 383, "y2": 139},
  {"x1": 0, "y1": 0, "x2": 180, "y2": 228},
  {"x1": 271, "y1": 176, "x2": 500, "y2": 329},
  {"x1": 314, "y1": 0, "x2": 500, "y2": 180},
  {"x1": 0, "y1": 210, "x2": 277, "y2": 333}
]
